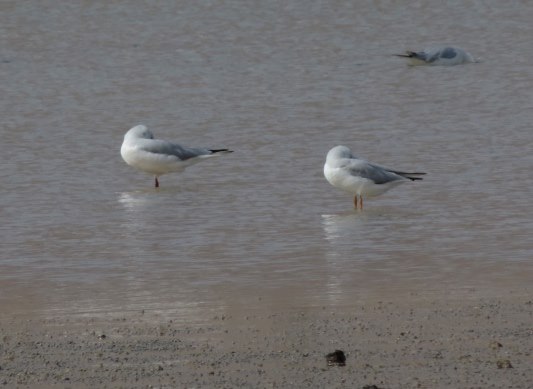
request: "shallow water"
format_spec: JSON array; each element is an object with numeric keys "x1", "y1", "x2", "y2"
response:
[{"x1": 1, "y1": 1, "x2": 532, "y2": 319}]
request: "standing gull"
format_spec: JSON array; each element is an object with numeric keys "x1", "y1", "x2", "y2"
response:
[
  {"x1": 324, "y1": 145, "x2": 425, "y2": 209},
  {"x1": 120, "y1": 124, "x2": 233, "y2": 188},
  {"x1": 396, "y1": 46, "x2": 475, "y2": 66}
]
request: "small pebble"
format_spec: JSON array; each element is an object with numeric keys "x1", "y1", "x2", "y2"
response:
[{"x1": 326, "y1": 350, "x2": 346, "y2": 366}]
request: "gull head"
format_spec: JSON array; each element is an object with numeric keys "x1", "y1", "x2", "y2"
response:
[
  {"x1": 326, "y1": 145, "x2": 353, "y2": 161},
  {"x1": 124, "y1": 124, "x2": 154, "y2": 141}
]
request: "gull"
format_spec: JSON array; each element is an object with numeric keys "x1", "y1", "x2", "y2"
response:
[
  {"x1": 120, "y1": 124, "x2": 233, "y2": 188},
  {"x1": 396, "y1": 46, "x2": 475, "y2": 66},
  {"x1": 324, "y1": 145, "x2": 425, "y2": 209}
]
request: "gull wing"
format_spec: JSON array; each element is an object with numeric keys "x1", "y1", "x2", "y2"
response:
[
  {"x1": 138, "y1": 139, "x2": 212, "y2": 161},
  {"x1": 344, "y1": 159, "x2": 406, "y2": 184}
]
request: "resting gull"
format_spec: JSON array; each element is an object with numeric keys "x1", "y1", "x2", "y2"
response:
[
  {"x1": 324, "y1": 145, "x2": 426, "y2": 209},
  {"x1": 121, "y1": 124, "x2": 233, "y2": 188},
  {"x1": 396, "y1": 46, "x2": 475, "y2": 66}
]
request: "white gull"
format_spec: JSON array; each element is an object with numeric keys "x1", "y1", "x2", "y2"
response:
[
  {"x1": 396, "y1": 46, "x2": 475, "y2": 66},
  {"x1": 121, "y1": 124, "x2": 233, "y2": 188},
  {"x1": 324, "y1": 145, "x2": 425, "y2": 209}
]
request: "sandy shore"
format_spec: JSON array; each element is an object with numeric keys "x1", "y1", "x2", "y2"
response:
[{"x1": 1, "y1": 291, "x2": 531, "y2": 388}]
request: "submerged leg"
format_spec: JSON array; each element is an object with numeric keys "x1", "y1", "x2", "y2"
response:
[{"x1": 155, "y1": 177, "x2": 159, "y2": 188}]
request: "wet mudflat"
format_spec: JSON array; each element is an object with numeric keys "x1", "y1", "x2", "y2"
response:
[{"x1": 2, "y1": 292, "x2": 531, "y2": 388}]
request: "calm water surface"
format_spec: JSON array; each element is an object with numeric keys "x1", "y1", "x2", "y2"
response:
[{"x1": 1, "y1": 1, "x2": 532, "y2": 319}]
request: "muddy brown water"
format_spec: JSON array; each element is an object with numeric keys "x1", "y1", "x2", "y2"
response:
[{"x1": 1, "y1": 1, "x2": 532, "y2": 321}]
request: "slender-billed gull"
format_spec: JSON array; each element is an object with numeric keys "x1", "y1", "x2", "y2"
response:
[
  {"x1": 120, "y1": 124, "x2": 233, "y2": 188},
  {"x1": 396, "y1": 46, "x2": 475, "y2": 66},
  {"x1": 324, "y1": 145, "x2": 425, "y2": 209}
]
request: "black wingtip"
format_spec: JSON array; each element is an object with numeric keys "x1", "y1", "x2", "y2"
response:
[
  {"x1": 405, "y1": 172, "x2": 426, "y2": 181},
  {"x1": 388, "y1": 170, "x2": 426, "y2": 180},
  {"x1": 395, "y1": 51, "x2": 417, "y2": 58},
  {"x1": 210, "y1": 149, "x2": 234, "y2": 153}
]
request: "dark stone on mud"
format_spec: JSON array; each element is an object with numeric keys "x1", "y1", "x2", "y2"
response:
[{"x1": 326, "y1": 350, "x2": 346, "y2": 366}]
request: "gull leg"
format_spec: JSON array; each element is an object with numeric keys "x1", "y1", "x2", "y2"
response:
[
  {"x1": 360, "y1": 196, "x2": 363, "y2": 210},
  {"x1": 353, "y1": 195, "x2": 358, "y2": 209},
  {"x1": 155, "y1": 177, "x2": 159, "y2": 188}
]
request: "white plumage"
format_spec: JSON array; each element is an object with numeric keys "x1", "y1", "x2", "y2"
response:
[
  {"x1": 324, "y1": 145, "x2": 425, "y2": 209},
  {"x1": 120, "y1": 125, "x2": 233, "y2": 188},
  {"x1": 396, "y1": 46, "x2": 475, "y2": 66}
]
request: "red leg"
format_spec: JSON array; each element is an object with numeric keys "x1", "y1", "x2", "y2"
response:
[
  {"x1": 155, "y1": 177, "x2": 159, "y2": 188},
  {"x1": 353, "y1": 195, "x2": 358, "y2": 209},
  {"x1": 360, "y1": 196, "x2": 363, "y2": 210}
]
